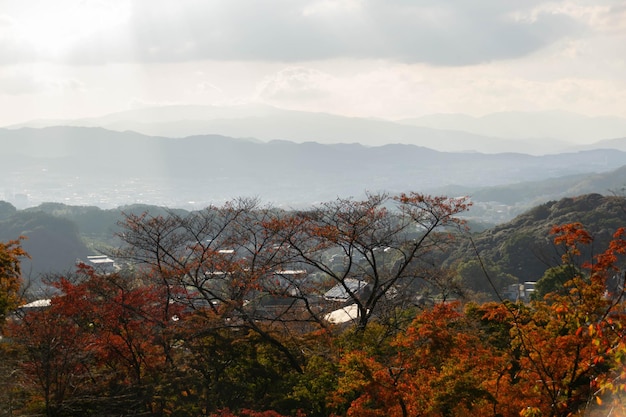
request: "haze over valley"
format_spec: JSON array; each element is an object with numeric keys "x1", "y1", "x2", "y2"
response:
[
  {"x1": 2, "y1": 105, "x2": 626, "y2": 225},
  {"x1": 2, "y1": 0, "x2": 626, "y2": 292},
  {"x1": 1, "y1": 0, "x2": 624, "y2": 220},
  {"x1": 4, "y1": 3, "x2": 626, "y2": 416}
]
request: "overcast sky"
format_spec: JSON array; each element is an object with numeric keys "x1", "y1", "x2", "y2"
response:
[{"x1": 1, "y1": 0, "x2": 625, "y2": 126}]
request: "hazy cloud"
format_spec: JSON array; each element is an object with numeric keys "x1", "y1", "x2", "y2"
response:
[
  {"x1": 257, "y1": 67, "x2": 334, "y2": 101},
  {"x1": 0, "y1": 14, "x2": 36, "y2": 64},
  {"x1": 0, "y1": 70, "x2": 83, "y2": 95},
  {"x1": 119, "y1": 0, "x2": 582, "y2": 65},
  {"x1": 0, "y1": 0, "x2": 624, "y2": 125},
  {"x1": 0, "y1": 0, "x2": 590, "y2": 66},
  {"x1": 0, "y1": 72, "x2": 44, "y2": 95}
]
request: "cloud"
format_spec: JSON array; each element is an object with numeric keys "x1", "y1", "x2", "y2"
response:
[
  {"x1": 119, "y1": 0, "x2": 583, "y2": 65},
  {"x1": 0, "y1": 14, "x2": 37, "y2": 64},
  {"x1": 1, "y1": 0, "x2": 592, "y2": 66},
  {"x1": 127, "y1": 97, "x2": 183, "y2": 110},
  {"x1": 0, "y1": 70, "x2": 84, "y2": 95},
  {"x1": 257, "y1": 67, "x2": 334, "y2": 101},
  {"x1": 0, "y1": 72, "x2": 45, "y2": 95},
  {"x1": 0, "y1": 0, "x2": 131, "y2": 64},
  {"x1": 248, "y1": 59, "x2": 626, "y2": 119}
]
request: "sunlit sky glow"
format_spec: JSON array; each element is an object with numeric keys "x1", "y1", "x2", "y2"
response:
[{"x1": 0, "y1": 0, "x2": 625, "y2": 126}]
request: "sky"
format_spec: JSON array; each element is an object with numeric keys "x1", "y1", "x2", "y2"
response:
[{"x1": 0, "y1": 0, "x2": 625, "y2": 126}]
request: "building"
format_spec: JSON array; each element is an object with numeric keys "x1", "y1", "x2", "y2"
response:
[
  {"x1": 83, "y1": 255, "x2": 117, "y2": 274},
  {"x1": 324, "y1": 278, "x2": 369, "y2": 303},
  {"x1": 503, "y1": 281, "x2": 537, "y2": 302}
]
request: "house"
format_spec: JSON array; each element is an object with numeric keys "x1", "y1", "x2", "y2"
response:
[
  {"x1": 503, "y1": 281, "x2": 536, "y2": 302},
  {"x1": 523, "y1": 281, "x2": 536, "y2": 301},
  {"x1": 83, "y1": 255, "x2": 116, "y2": 274},
  {"x1": 503, "y1": 283, "x2": 523, "y2": 301},
  {"x1": 323, "y1": 278, "x2": 369, "y2": 303}
]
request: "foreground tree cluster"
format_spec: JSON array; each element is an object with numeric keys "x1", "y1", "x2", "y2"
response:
[{"x1": 1, "y1": 193, "x2": 625, "y2": 417}]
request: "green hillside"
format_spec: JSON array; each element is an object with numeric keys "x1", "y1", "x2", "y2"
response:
[{"x1": 448, "y1": 193, "x2": 626, "y2": 290}]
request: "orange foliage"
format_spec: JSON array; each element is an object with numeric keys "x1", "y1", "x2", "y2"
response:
[
  {"x1": 334, "y1": 223, "x2": 626, "y2": 417},
  {"x1": 335, "y1": 303, "x2": 505, "y2": 417},
  {"x1": 0, "y1": 237, "x2": 28, "y2": 326}
]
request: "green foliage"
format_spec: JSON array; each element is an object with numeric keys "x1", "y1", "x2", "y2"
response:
[
  {"x1": 533, "y1": 264, "x2": 581, "y2": 300},
  {"x1": 0, "y1": 211, "x2": 88, "y2": 286},
  {"x1": 455, "y1": 259, "x2": 517, "y2": 296},
  {"x1": 288, "y1": 354, "x2": 339, "y2": 417},
  {"x1": 447, "y1": 194, "x2": 626, "y2": 288}
]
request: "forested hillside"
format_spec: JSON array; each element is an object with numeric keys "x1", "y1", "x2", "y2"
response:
[
  {"x1": 449, "y1": 194, "x2": 626, "y2": 287},
  {"x1": 0, "y1": 209, "x2": 89, "y2": 285},
  {"x1": 1, "y1": 192, "x2": 625, "y2": 416}
]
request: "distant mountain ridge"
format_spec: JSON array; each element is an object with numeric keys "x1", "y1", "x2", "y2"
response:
[
  {"x1": 459, "y1": 165, "x2": 626, "y2": 206},
  {"x1": 10, "y1": 105, "x2": 626, "y2": 154},
  {"x1": 1, "y1": 126, "x2": 625, "y2": 211},
  {"x1": 398, "y1": 110, "x2": 626, "y2": 144}
]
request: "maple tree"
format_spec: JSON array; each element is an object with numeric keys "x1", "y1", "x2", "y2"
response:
[
  {"x1": 514, "y1": 223, "x2": 625, "y2": 416},
  {"x1": 332, "y1": 303, "x2": 503, "y2": 417},
  {"x1": 331, "y1": 222, "x2": 626, "y2": 417},
  {"x1": 107, "y1": 193, "x2": 471, "y2": 414},
  {"x1": 208, "y1": 409, "x2": 304, "y2": 417},
  {"x1": 8, "y1": 264, "x2": 186, "y2": 416},
  {"x1": 9, "y1": 295, "x2": 93, "y2": 416},
  {"x1": 116, "y1": 198, "x2": 310, "y2": 374},
  {"x1": 0, "y1": 237, "x2": 29, "y2": 416}
]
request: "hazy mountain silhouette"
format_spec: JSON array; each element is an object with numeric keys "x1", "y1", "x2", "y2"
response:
[
  {"x1": 398, "y1": 110, "x2": 626, "y2": 144},
  {"x1": 1, "y1": 126, "x2": 625, "y2": 210},
  {"x1": 7, "y1": 105, "x2": 608, "y2": 155}
]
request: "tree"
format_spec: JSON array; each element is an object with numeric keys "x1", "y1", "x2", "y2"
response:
[
  {"x1": 279, "y1": 192, "x2": 470, "y2": 330},
  {"x1": 0, "y1": 237, "x2": 29, "y2": 416},
  {"x1": 0, "y1": 237, "x2": 27, "y2": 332},
  {"x1": 116, "y1": 198, "x2": 309, "y2": 374},
  {"x1": 8, "y1": 265, "x2": 186, "y2": 416},
  {"x1": 455, "y1": 259, "x2": 517, "y2": 298},
  {"x1": 110, "y1": 193, "x2": 470, "y2": 415},
  {"x1": 479, "y1": 222, "x2": 626, "y2": 417},
  {"x1": 332, "y1": 222, "x2": 626, "y2": 417},
  {"x1": 333, "y1": 303, "x2": 502, "y2": 417},
  {"x1": 533, "y1": 264, "x2": 580, "y2": 300},
  {"x1": 8, "y1": 297, "x2": 94, "y2": 417}
]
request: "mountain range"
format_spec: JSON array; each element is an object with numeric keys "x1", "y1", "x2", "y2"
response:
[
  {"x1": 1, "y1": 124, "x2": 626, "y2": 216},
  {"x1": 8, "y1": 105, "x2": 626, "y2": 154},
  {"x1": 398, "y1": 110, "x2": 626, "y2": 144},
  {"x1": 3, "y1": 104, "x2": 626, "y2": 286}
]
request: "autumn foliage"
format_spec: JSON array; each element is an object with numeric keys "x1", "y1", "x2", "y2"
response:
[
  {"x1": 2, "y1": 194, "x2": 626, "y2": 417},
  {"x1": 0, "y1": 236, "x2": 28, "y2": 329}
]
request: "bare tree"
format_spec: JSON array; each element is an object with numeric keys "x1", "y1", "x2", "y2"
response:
[{"x1": 278, "y1": 192, "x2": 470, "y2": 330}]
